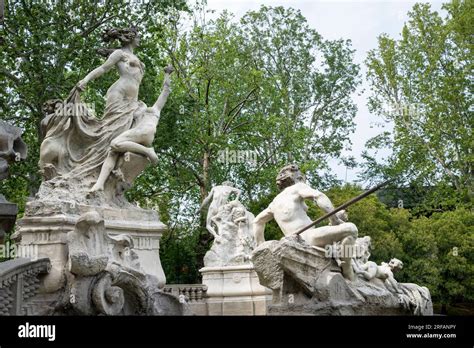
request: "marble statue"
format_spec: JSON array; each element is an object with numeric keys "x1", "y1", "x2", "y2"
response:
[
  {"x1": 11, "y1": 27, "x2": 185, "y2": 316},
  {"x1": 200, "y1": 182, "x2": 256, "y2": 267},
  {"x1": 253, "y1": 164, "x2": 358, "y2": 279},
  {"x1": 37, "y1": 27, "x2": 173, "y2": 206},
  {"x1": 203, "y1": 199, "x2": 256, "y2": 267},
  {"x1": 201, "y1": 181, "x2": 241, "y2": 237},
  {"x1": 199, "y1": 184, "x2": 271, "y2": 314},
  {"x1": 351, "y1": 236, "x2": 432, "y2": 315},
  {"x1": 90, "y1": 65, "x2": 174, "y2": 192},
  {"x1": 352, "y1": 236, "x2": 402, "y2": 292},
  {"x1": 250, "y1": 164, "x2": 433, "y2": 315}
]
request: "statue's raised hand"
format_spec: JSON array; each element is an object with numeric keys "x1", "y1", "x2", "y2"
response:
[
  {"x1": 76, "y1": 79, "x2": 87, "y2": 91},
  {"x1": 164, "y1": 65, "x2": 174, "y2": 74}
]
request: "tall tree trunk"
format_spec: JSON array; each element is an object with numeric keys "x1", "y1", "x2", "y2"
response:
[{"x1": 196, "y1": 150, "x2": 212, "y2": 277}]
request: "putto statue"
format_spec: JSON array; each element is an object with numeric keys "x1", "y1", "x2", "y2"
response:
[
  {"x1": 38, "y1": 27, "x2": 173, "y2": 206},
  {"x1": 352, "y1": 236, "x2": 432, "y2": 315},
  {"x1": 253, "y1": 164, "x2": 358, "y2": 279}
]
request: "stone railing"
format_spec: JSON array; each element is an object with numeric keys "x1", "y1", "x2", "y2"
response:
[
  {"x1": 163, "y1": 284, "x2": 208, "y2": 315},
  {"x1": 163, "y1": 284, "x2": 208, "y2": 302},
  {"x1": 0, "y1": 257, "x2": 51, "y2": 315}
]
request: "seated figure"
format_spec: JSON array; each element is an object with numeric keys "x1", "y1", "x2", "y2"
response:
[{"x1": 253, "y1": 164, "x2": 358, "y2": 280}]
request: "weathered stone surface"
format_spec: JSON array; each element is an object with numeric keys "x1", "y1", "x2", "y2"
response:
[
  {"x1": 0, "y1": 120, "x2": 27, "y2": 181},
  {"x1": 13, "y1": 201, "x2": 167, "y2": 292},
  {"x1": 0, "y1": 258, "x2": 51, "y2": 315},
  {"x1": 11, "y1": 210, "x2": 184, "y2": 316},
  {"x1": 251, "y1": 236, "x2": 432, "y2": 315},
  {"x1": 203, "y1": 199, "x2": 256, "y2": 267},
  {"x1": 200, "y1": 264, "x2": 272, "y2": 315},
  {"x1": 0, "y1": 120, "x2": 27, "y2": 243}
]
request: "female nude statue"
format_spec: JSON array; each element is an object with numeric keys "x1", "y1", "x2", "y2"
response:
[
  {"x1": 90, "y1": 65, "x2": 174, "y2": 192},
  {"x1": 38, "y1": 27, "x2": 174, "y2": 199},
  {"x1": 76, "y1": 27, "x2": 145, "y2": 105},
  {"x1": 40, "y1": 27, "x2": 145, "y2": 179}
]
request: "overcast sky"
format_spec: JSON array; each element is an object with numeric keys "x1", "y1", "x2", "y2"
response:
[{"x1": 205, "y1": 0, "x2": 445, "y2": 183}]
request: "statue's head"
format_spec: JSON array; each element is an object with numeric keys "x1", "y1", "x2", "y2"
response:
[
  {"x1": 276, "y1": 164, "x2": 305, "y2": 190},
  {"x1": 355, "y1": 236, "x2": 371, "y2": 260},
  {"x1": 42, "y1": 99, "x2": 63, "y2": 116},
  {"x1": 388, "y1": 258, "x2": 403, "y2": 272},
  {"x1": 102, "y1": 26, "x2": 140, "y2": 48},
  {"x1": 222, "y1": 181, "x2": 234, "y2": 187}
]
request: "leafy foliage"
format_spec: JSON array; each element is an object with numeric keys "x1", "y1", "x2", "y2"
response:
[
  {"x1": 128, "y1": 5, "x2": 361, "y2": 271},
  {"x1": 362, "y1": 1, "x2": 473, "y2": 208}
]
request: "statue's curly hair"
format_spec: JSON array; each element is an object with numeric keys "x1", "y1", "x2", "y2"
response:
[
  {"x1": 97, "y1": 26, "x2": 139, "y2": 57},
  {"x1": 102, "y1": 27, "x2": 139, "y2": 44},
  {"x1": 276, "y1": 164, "x2": 306, "y2": 190}
]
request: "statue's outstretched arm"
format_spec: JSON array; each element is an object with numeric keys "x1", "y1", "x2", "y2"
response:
[
  {"x1": 77, "y1": 50, "x2": 124, "y2": 89},
  {"x1": 200, "y1": 188, "x2": 214, "y2": 210},
  {"x1": 152, "y1": 65, "x2": 174, "y2": 112},
  {"x1": 253, "y1": 208, "x2": 274, "y2": 246},
  {"x1": 297, "y1": 183, "x2": 343, "y2": 225}
]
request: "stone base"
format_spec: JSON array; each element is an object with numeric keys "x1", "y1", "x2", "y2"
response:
[
  {"x1": 200, "y1": 264, "x2": 272, "y2": 315},
  {"x1": 13, "y1": 200, "x2": 167, "y2": 293},
  {"x1": 251, "y1": 236, "x2": 433, "y2": 316}
]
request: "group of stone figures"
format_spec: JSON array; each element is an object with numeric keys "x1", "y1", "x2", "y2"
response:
[
  {"x1": 0, "y1": 27, "x2": 432, "y2": 316},
  {"x1": 201, "y1": 165, "x2": 432, "y2": 315}
]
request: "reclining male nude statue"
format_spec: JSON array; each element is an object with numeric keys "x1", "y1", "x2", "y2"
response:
[{"x1": 253, "y1": 164, "x2": 358, "y2": 280}]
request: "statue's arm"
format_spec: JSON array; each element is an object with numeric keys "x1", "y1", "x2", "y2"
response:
[
  {"x1": 200, "y1": 188, "x2": 214, "y2": 210},
  {"x1": 297, "y1": 184, "x2": 343, "y2": 225},
  {"x1": 78, "y1": 50, "x2": 124, "y2": 88},
  {"x1": 152, "y1": 65, "x2": 174, "y2": 112},
  {"x1": 253, "y1": 208, "x2": 274, "y2": 246},
  {"x1": 233, "y1": 187, "x2": 242, "y2": 199}
]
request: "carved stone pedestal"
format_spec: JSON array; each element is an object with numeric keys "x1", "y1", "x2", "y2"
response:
[
  {"x1": 200, "y1": 264, "x2": 272, "y2": 315},
  {"x1": 13, "y1": 200, "x2": 167, "y2": 294},
  {"x1": 251, "y1": 236, "x2": 433, "y2": 316}
]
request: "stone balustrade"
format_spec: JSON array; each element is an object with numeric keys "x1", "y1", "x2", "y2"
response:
[
  {"x1": 163, "y1": 284, "x2": 208, "y2": 302},
  {"x1": 0, "y1": 257, "x2": 51, "y2": 315}
]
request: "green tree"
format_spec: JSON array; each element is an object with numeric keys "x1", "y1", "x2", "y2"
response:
[
  {"x1": 128, "y1": 5, "x2": 361, "y2": 276},
  {"x1": 362, "y1": 1, "x2": 473, "y2": 207}
]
